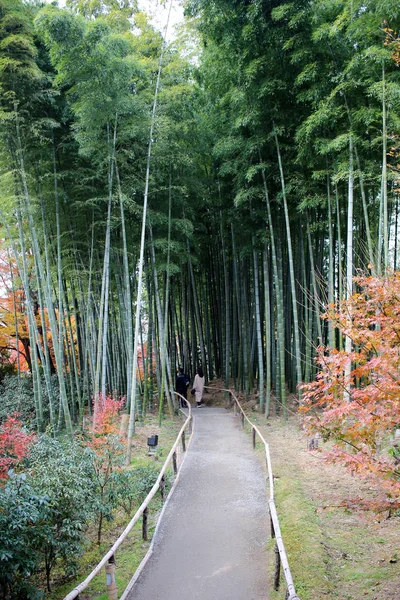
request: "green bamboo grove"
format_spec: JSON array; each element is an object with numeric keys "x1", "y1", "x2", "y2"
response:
[{"x1": 0, "y1": 0, "x2": 399, "y2": 434}]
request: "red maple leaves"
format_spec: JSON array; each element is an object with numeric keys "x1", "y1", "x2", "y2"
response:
[{"x1": 0, "y1": 413, "x2": 36, "y2": 479}]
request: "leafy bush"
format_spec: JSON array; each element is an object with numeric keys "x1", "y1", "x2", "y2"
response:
[
  {"x1": 0, "y1": 472, "x2": 46, "y2": 600},
  {"x1": 0, "y1": 414, "x2": 36, "y2": 478},
  {"x1": 86, "y1": 396, "x2": 126, "y2": 543},
  {"x1": 111, "y1": 465, "x2": 159, "y2": 515},
  {"x1": 0, "y1": 348, "x2": 17, "y2": 383},
  {"x1": 302, "y1": 274, "x2": 400, "y2": 511},
  {"x1": 0, "y1": 376, "x2": 36, "y2": 425},
  {"x1": 26, "y1": 435, "x2": 96, "y2": 591}
]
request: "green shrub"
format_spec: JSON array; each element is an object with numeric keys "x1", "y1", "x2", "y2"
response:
[
  {"x1": 0, "y1": 349, "x2": 17, "y2": 383},
  {"x1": 27, "y1": 435, "x2": 96, "y2": 591},
  {"x1": 0, "y1": 472, "x2": 46, "y2": 600},
  {"x1": 0, "y1": 375, "x2": 36, "y2": 425},
  {"x1": 111, "y1": 465, "x2": 159, "y2": 515}
]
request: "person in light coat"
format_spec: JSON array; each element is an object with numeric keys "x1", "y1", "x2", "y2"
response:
[{"x1": 193, "y1": 366, "x2": 205, "y2": 407}]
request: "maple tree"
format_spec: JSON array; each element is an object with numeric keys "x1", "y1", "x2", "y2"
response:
[
  {"x1": 0, "y1": 249, "x2": 68, "y2": 380},
  {"x1": 0, "y1": 251, "x2": 30, "y2": 374},
  {"x1": 89, "y1": 395, "x2": 126, "y2": 438},
  {"x1": 0, "y1": 413, "x2": 36, "y2": 479},
  {"x1": 301, "y1": 273, "x2": 400, "y2": 511},
  {"x1": 86, "y1": 395, "x2": 126, "y2": 543}
]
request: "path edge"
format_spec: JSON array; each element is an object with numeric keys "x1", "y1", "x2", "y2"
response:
[{"x1": 119, "y1": 414, "x2": 197, "y2": 600}]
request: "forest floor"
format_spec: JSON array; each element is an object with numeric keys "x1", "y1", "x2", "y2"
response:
[{"x1": 203, "y1": 385, "x2": 400, "y2": 600}]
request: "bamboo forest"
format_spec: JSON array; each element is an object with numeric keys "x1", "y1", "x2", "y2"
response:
[{"x1": 1, "y1": 0, "x2": 400, "y2": 598}]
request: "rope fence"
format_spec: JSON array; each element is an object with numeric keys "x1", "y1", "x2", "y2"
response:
[
  {"x1": 205, "y1": 385, "x2": 300, "y2": 600},
  {"x1": 63, "y1": 393, "x2": 192, "y2": 600},
  {"x1": 63, "y1": 387, "x2": 299, "y2": 600}
]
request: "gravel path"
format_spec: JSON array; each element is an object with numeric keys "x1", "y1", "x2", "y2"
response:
[{"x1": 125, "y1": 407, "x2": 269, "y2": 600}]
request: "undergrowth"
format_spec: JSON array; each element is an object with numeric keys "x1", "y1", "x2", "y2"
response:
[{"x1": 44, "y1": 413, "x2": 183, "y2": 600}]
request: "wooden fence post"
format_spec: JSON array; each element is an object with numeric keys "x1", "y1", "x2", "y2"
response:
[
  {"x1": 252, "y1": 427, "x2": 256, "y2": 449},
  {"x1": 105, "y1": 555, "x2": 118, "y2": 600},
  {"x1": 182, "y1": 430, "x2": 186, "y2": 452},
  {"x1": 173, "y1": 451, "x2": 177, "y2": 475},
  {"x1": 274, "y1": 543, "x2": 281, "y2": 591},
  {"x1": 142, "y1": 507, "x2": 148, "y2": 541},
  {"x1": 160, "y1": 474, "x2": 165, "y2": 502},
  {"x1": 241, "y1": 412, "x2": 245, "y2": 429},
  {"x1": 234, "y1": 402, "x2": 237, "y2": 416}
]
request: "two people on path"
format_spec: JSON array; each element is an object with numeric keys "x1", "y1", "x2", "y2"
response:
[
  {"x1": 175, "y1": 367, "x2": 190, "y2": 408},
  {"x1": 175, "y1": 365, "x2": 205, "y2": 408},
  {"x1": 193, "y1": 366, "x2": 205, "y2": 408}
]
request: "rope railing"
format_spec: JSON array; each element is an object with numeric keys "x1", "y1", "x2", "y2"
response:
[
  {"x1": 205, "y1": 385, "x2": 300, "y2": 600},
  {"x1": 63, "y1": 393, "x2": 192, "y2": 600}
]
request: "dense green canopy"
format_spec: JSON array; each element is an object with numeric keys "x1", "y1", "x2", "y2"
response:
[{"x1": 0, "y1": 0, "x2": 399, "y2": 431}]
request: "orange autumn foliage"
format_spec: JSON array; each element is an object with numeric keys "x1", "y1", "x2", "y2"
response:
[
  {"x1": 0, "y1": 249, "x2": 84, "y2": 375},
  {"x1": 301, "y1": 273, "x2": 400, "y2": 511},
  {"x1": 0, "y1": 251, "x2": 30, "y2": 372},
  {"x1": 384, "y1": 23, "x2": 400, "y2": 67},
  {"x1": 89, "y1": 395, "x2": 125, "y2": 438},
  {"x1": 86, "y1": 395, "x2": 126, "y2": 471},
  {"x1": 85, "y1": 396, "x2": 126, "y2": 544}
]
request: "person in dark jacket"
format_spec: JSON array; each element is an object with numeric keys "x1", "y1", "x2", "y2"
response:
[{"x1": 175, "y1": 367, "x2": 190, "y2": 407}]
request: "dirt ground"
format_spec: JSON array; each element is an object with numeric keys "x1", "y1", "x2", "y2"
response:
[{"x1": 202, "y1": 385, "x2": 399, "y2": 600}]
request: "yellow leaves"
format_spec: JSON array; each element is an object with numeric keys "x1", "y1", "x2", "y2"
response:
[{"x1": 384, "y1": 25, "x2": 400, "y2": 67}]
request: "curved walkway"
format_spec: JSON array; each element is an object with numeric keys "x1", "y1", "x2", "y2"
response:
[{"x1": 125, "y1": 406, "x2": 269, "y2": 600}]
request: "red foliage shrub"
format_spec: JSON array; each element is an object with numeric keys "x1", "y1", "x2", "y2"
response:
[
  {"x1": 0, "y1": 413, "x2": 36, "y2": 479},
  {"x1": 301, "y1": 273, "x2": 400, "y2": 511}
]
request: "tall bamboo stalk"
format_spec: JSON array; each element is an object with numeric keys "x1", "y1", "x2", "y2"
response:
[
  {"x1": 260, "y1": 159, "x2": 287, "y2": 414},
  {"x1": 263, "y1": 250, "x2": 272, "y2": 416},
  {"x1": 326, "y1": 170, "x2": 335, "y2": 350},
  {"x1": 253, "y1": 247, "x2": 264, "y2": 409},
  {"x1": 126, "y1": 0, "x2": 173, "y2": 463},
  {"x1": 116, "y1": 164, "x2": 133, "y2": 408},
  {"x1": 382, "y1": 62, "x2": 388, "y2": 272},
  {"x1": 220, "y1": 209, "x2": 230, "y2": 387},
  {"x1": 307, "y1": 220, "x2": 322, "y2": 345},
  {"x1": 344, "y1": 136, "x2": 354, "y2": 403},
  {"x1": 13, "y1": 109, "x2": 73, "y2": 435},
  {"x1": 273, "y1": 128, "x2": 302, "y2": 398}
]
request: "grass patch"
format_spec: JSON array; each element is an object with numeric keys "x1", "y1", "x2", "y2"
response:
[
  {"x1": 243, "y1": 412, "x2": 332, "y2": 598},
  {"x1": 317, "y1": 514, "x2": 400, "y2": 599},
  {"x1": 267, "y1": 475, "x2": 332, "y2": 600},
  {"x1": 251, "y1": 412, "x2": 400, "y2": 600}
]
